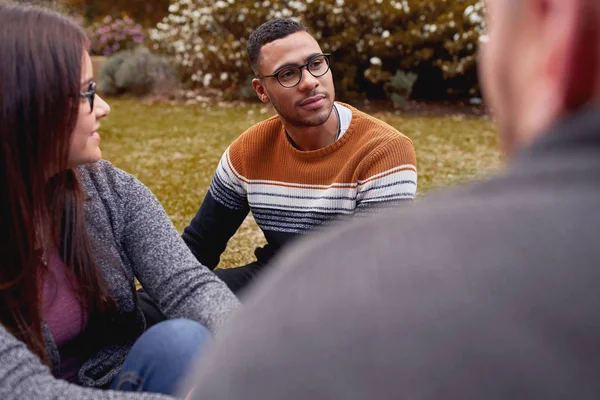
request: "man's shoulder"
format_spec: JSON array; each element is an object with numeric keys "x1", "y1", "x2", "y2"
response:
[
  {"x1": 225, "y1": 114, "x2": 283, "y2": 157},
  {"x1": 216, "y1": 114, "x2": 284, "y2": 177},
  {"x1": 339, "y1": 103, "x2": 414, "y2": 156},
  {"x1": 341, "y1": 102, "x2": 409, "y2": 137},
  {"x1": 236, "y1": 114, "x2": 282, "y2": 142}
]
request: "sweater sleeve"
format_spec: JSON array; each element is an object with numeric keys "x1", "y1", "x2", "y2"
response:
[
  {"x1": 182, "y1": 148, "x2": 250, "y2": 269},
  {"x1": 0, "y1": 325, "x2": 173, "y2": 400},
  {"x1": 112, "y1": 165, "x2": 240, "y2": 333},
  {"x1": 355, "y1": 135, "x2": 417, "y2": 214}
]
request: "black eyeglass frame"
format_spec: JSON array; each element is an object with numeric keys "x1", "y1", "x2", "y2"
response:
[
  {"x1": 257, "y1": 53, "x2": 332, "y2": 88},
  {"x1": 80, "y1": 81, "x2": 96, "y2": 112}
]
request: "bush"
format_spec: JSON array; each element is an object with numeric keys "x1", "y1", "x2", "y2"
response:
[
  {"x1": 11, "y1": 0, "x2": 84, "y2": 24},
  {"x1": 386, "y1": 70, "x2": 419, "y2": 107},
  {"x1": 151, "y1": 0, "x2": 485, "y2": 100},
  {"x1": 87, "y1": 15, "x2": 145, "y2": 57},
  {"x1": 62, "y1": 0, "x2": 170, "y2": 27},
  {"x1": 98, "y1": 47, "x2": 179, "y2": 97},
  {"x1": 10, "y1": 0, "x2": 68, "y2": 12}
]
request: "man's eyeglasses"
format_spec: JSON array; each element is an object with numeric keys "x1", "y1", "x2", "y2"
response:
[
  {"x1": 258, "y1": 53, "x2": 331, "y2": 88},
  {"x1": 80, "y1": 81, "x2": 96, "y2": 112}
]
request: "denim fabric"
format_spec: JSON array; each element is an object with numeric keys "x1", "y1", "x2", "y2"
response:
[{"x1": 110, "y1": 319, "x2": 210, "y2": 395}]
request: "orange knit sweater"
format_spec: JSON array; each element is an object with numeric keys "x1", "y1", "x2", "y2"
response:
[{"x1": 183, "y1": 103, "x2": 417, "y2": 268}]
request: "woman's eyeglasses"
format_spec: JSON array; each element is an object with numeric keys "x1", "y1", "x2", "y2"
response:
[{"x1": 80, "y1": 81, "x2": 96, "y2": 112}]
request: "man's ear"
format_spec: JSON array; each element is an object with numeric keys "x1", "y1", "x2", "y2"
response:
[
  {"x1": 561, "y1": 0, "x2": 598, "y2": 109},
  {"x1": 252, "y1": 78, "x2": 270, "y2": 103},
  {"x1": 544, "y1": 0, "x2": 598, "y2": 110}
]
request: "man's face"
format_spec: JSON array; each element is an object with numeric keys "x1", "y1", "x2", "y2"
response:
[{"x1": 252, "y1": 31, "x2": 336, "y2": 129}]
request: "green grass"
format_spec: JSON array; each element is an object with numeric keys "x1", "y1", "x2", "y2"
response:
[{"x1": 101, "y1": 98, "x2": 503, "y2": 268}]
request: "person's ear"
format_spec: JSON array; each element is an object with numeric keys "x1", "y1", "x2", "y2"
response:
[
  {"x1": 542, "y1": 0, "x2": 597, "y2": 111},
  {"x1": 252, "y1": 78, "x2": 270, "y2": 103}
]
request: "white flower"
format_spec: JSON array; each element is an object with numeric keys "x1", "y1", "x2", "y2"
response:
[
  {"x1": 220, "y1": 72, "x2": 228, "y2": 80},
  {"x1": 370, "y1": 57, "x2": 382, "y2": 66},
  {"x1": 381, "y1": 30, "x2": 390, "y2": 39},
  {"x1": 203, "y1": 74, "x2": 213, "y2": 87}
]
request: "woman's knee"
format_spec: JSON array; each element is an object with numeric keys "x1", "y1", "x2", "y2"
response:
[
  {"x1": 132, "y1": 318, "x2": 211, "y2": 366},
  {"x1": 112, "y1": 319, "x2": 210, "y2": 394}
]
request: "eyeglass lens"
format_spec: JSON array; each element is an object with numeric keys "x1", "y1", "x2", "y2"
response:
[{"x1": 277, "y1": 55, "x2": 330, "y2": 87}]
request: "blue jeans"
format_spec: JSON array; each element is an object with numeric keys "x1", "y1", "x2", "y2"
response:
[{"x1": 110, "y1": 319, "x2": 210, "y2": 395}]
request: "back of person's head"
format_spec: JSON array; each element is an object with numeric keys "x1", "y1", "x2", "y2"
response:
[
  {"x1": 247, "y1": 18, "x2": 310, "y2": 75},
  {"x1": 480, "y1": 0, "x2": 600, "y2": 156},
  {"x1": 0, "y1": 2, "x2": 115, "y2": 364}
]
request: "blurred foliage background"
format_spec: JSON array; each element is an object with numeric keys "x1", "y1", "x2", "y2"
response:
[
  {"x1": 20, "y1": 0, "x2": 485, "y2": 103},
  {"x1": 151, "y1": 0, "x2": 485, "y2": 101}
]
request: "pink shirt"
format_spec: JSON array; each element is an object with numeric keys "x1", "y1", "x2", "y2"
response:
[{"x1": 41, "y1": 248, "x2": 89, "y2": 382}]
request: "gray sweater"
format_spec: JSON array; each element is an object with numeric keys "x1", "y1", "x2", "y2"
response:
[
  {"x1": 183, "y1": 105, "x2": 600, "y2": 399},
  {"x1": 0, "y1": 160, "x2": 239, "y2": 399}
]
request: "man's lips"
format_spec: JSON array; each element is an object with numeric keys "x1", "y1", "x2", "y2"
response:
[{"x1": 298, "y1": 94, "x2": 326, "y2": 106}]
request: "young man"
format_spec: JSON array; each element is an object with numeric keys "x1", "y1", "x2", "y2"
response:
[
  {"x1": 183, "y1": 19, "x2": 417, "y2": 293},
  {"x1": 182, "y1": 0, "x2": 600, "y2": 398}
]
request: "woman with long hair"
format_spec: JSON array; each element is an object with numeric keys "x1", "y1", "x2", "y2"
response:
[{"x1": 0, "y1": 3, "x2": 239, "y2": 398}]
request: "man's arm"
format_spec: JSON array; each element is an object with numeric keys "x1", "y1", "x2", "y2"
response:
[
  {"x1": 182, "y1": 149, "x2": 250, "y2": 269},
  {"x1": 355, "y1": 135, "x2": 417, "y2": 215}
]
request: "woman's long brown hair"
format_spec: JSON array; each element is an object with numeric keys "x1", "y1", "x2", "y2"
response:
[{"x1": 0, "y1": 3, "x2": 116, "y2": 365}]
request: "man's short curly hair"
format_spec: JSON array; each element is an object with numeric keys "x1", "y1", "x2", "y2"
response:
[{"x1": 247, "y1": 18, "x2": 310, "y2": 75}]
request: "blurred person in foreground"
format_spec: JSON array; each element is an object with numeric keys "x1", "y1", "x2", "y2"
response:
[
  {"x1": 181, "y1": 0, "x2": 600, "y2": 398},
  {"x1": 0, "y1": 3, "x2": 238, "y2": 399}
]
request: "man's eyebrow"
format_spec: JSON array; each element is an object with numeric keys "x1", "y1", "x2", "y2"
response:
[{"x1": 272, "y1": 52, "x2": 322, "y2": 73}]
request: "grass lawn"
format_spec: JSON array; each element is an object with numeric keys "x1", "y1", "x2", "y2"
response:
[{"x1": 101, "y1": 98, "x2": 503, "y2": 268}]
